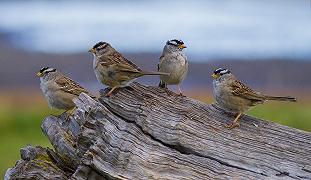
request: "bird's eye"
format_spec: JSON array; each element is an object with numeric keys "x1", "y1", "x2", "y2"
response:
[{"x1": 45, "y1": 68, "x2": 56, "y2": 74}]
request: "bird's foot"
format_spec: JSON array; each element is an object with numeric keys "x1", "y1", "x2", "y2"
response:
[
  {"x1": 105, "y1": 93, "x2": 111, "y2": 97},
  {"x1": 178, "y1": 92, "x2": 186, "y2": 97},
  {"x1": 224, "y1": 122, "x2": 240, "y2": 129},
  {"x1": 64, "y1": 112, "x2": 73, "y2": 122},
  {"x1": 64, "y1": 107, "x2": 76, "y2": 122},
  {"x1": 177, "y1": 85, "x2": 186, "y2": 97},
  {"x1": 105, "y1": 87, "x2": 118, "y2": 97}
]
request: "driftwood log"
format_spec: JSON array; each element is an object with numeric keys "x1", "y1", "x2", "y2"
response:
[{"x1": 5, "y1": 82, "x2": 311, "y2": 179}]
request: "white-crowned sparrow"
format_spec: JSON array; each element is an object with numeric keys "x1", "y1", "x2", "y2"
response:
[
  {"x1": 158, "y1": 39, "x2": 188, "y2": 95},
  {"x1": 212, "y1": 68, "x2": 297, "y2": 129},
  {"x1": 37, "y1": 67, "x2": 95, "y2": 115},
  {"x1": 89, "y1": 41, "x2": 170, "y2": 96}
]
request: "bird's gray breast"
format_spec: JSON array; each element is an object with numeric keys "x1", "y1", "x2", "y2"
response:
[
  {"x1": 213, "y1": 79, "x2": 233, "y2": 110},
  {"x1": 212, "y1": 79, "x2": 222, "y2": 100},
  {"x1": 93, "y1": 56, "x2": 105, "y2": 83},
  {"x1": 40, "y1": 78, "x2": 59, "y2": 108},
  {"x1": 159, "y1": 52, "x2": 188, "y2": 84}
]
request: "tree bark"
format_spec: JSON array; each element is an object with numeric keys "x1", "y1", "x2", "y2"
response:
[{"x1": 5, "y1": 82, "x2": 311, "y2": 179}]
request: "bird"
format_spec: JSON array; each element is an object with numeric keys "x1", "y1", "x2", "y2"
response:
[
  {"x1": 89, "y1": 41, "x2": 170, "y2": 96},
  {"x1": 37, "y1": 67, "x2": 95, "y2": 117},
  {"x1": 211, "y1": 68, "x2": 297, "y2": 129},
  {"x1": 158, "y1": 39, "x2": 188, "y2": 96}
]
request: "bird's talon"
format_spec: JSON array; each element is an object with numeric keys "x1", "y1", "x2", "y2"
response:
[
  {"x1": 225, "y1": 123, "x2": 240, "y2": 129},
  {"x1": 178, "y1": 93, "x2": 186, "y2": 97},
  {"x1": 164, "y1": 88, "x2": 174, "y2": 96}
]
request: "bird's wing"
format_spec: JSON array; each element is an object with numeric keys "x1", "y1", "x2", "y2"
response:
[
  {"x1": 55, "y1": 76, "x2": 94, "y2": 98},
  {"x1": 230, "y1": 80, "x2": 265, "y2": 101},
  {"x1": 109, "y1": 63, "x2": 141, "y2": 73},
  {"x1": 159, "y1": 54, "x2": 164, "y2": 61},
  {"x1": 158, "y1": 55, "x2": 164, "y2": 70},
  {"x1": 103, "y1": 63, "x2": 142, "y2": 81},
  {"x1": 109, "y1": 51, "x2": 142, "y2": 71}
]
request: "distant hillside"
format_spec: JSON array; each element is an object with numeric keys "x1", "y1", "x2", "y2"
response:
[{"x1": 1, "y1": 42, "x2": 311, "y2": 93}]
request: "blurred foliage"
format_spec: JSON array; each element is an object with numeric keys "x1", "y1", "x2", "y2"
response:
[
  {"x1": 0, "y1": 93, "x2": 59, "y2": 177},
  {"x1": 0, "y1": 91, "x2": 310, "y2": 177},
  {"x1": 248, "y1": 102, "x2": 311, "y2": 132}
]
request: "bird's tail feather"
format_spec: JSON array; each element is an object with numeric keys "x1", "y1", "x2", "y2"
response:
[
  {"x1": 265, "y1": 95, "x2": 297, "y2": 102},
  {"x1": 141, "y1": 71, "x2": 170, "y2": 76}
]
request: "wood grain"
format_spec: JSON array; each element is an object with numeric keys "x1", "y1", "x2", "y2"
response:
[{"x1": 5, "y1": 82, "x2": 311, "y2": 180}]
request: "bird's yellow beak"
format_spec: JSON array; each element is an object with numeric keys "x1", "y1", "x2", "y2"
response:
[
  {"x1": 178, "y1": 44, "x2": 187, "y2": 49},
  {"x1": 36, "y1": 72, "x2": 43, "y2": 77},
  {"x1": 211, "y1": 73, "x2": 220, "y2": 79},
  {"x1": 88, "y1": 48, "x2": 96, "y2": 53}
]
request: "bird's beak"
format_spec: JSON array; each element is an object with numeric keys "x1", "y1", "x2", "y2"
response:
[
  {"x1": 211, "y1": 73, "x2": 219, "y2": 79},
  {"x1": 88, "y1": 48, "x2": 96, "y2": 53},
  {"x1": 36, "y1": 72, "x2": 43, "y2": 77},
  {"x1": 179, "y1": 44, "x2": 187, "y2": 49}
]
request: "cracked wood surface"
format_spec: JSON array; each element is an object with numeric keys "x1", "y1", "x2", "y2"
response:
[{"x1": 5, "y1": 82, "x2": 311, "y2": 180}]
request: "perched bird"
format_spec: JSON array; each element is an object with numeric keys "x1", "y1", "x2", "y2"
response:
[
  {"x1": 211, "y1": 68, "x2": 297, "y2": 129},
  {"x1": 89, "y1": 41, "x2": 169, "y2": 96},
  {"x1": 37, "y1": 67, "x2": 95, "y2": 116},
  {"x1": 158, "y1": 39, "x2": 188, "y2": 95}
]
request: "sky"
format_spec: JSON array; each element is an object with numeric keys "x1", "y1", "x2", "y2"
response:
[{"x1": 0, "y1": 0, "x2": 311, "y2": 60}]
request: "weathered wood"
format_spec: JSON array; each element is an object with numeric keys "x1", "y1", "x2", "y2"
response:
[
  {"x1": 5, "y1": 146, "x2": 70, "y2": 180},
  {"x1": 5, "y1": 82, "x2": 311, "y2": 179}
]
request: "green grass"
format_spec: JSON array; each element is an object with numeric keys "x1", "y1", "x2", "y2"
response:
[
  {"x1": 248, "y1": 102, "x2": 311, "y2": 132},
  {"x1": 0, "y1": 104, "x2": 59, "y2": 177},
  {"x1": 0, "y1": 94, "x2": 310, "y2": 177}
]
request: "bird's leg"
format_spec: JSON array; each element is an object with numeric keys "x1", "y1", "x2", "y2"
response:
[
  {"x1": 225, "y1": 112, "x2": 242, "y2": 129},
  {"x1": 58, "y1": 110, "x2": 68, "y2": 119},
  {"x1": 68, "y1": 107, "x2": 76, "y2": 116},
  {"x1": 177, "y1": 85, "x2": 184, "y2": 96},
  {"x1": 65, "y1": 107, "x2": 77, "y2": 121},
  {"x1": 106, "y1": 86, "x2": 117, "y2": 97}
]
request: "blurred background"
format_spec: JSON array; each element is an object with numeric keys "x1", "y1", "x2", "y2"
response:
[{"x1": 1, "y1": 0, "x2": 311, "y2": 176}]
